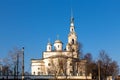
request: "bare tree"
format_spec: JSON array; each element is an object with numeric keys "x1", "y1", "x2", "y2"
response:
[
  {"x1": 2, "y1": 47, "x2": 23, "y2": 78},
  {"x1": 77, "y1": 42, "x2": 83, "y2": 59},
  {"x1": 48, "y1": 56, "x2": 68, "y2": 79},
  {"x1": 58, "y1": 57, "x2": 68, "y2": 78},
  {"x1": 2, "y1": 57, "x2": 11, "y2": 77},
  {"x1": 47, "y1": 58, "x2": 59, "y2": 79},
  {"x1": 97, "y1": 50, "x2": 119, "y2": 80},
  {"x1": 84, "y1": 53, "x2": 92, "y2": 62},
  {"x1": 84, "y1": 53, "x2": 93, "y2": 76}
]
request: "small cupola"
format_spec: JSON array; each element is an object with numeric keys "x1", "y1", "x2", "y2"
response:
[
  {"x1": 46, "y1": 42, "x2": 52, "y2": 52},
  {"x1": 54, "y1": 40, "x2": 63, "y2": 51}
]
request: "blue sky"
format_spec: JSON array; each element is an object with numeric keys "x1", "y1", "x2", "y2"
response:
[{"x1": 0, "y1": 0, "x2": 120, "y2": 72}]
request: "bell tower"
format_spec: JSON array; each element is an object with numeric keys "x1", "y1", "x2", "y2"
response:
[{"x1": 68, "y1": 15, "x2": 77, "y2": 45}]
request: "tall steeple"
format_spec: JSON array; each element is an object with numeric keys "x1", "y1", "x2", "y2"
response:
[
  {"x1": 70, "y1": 8, "x2": 74, "y2": 27},
  {"x1": 70, "y1": 8, "x2": 75, "y2": 32},
  {"x1": 68, "y1": 9, "x2": 77, "y2": 45}
]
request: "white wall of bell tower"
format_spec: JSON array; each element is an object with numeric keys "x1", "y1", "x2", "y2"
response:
[{"x1": 68, "y1": 16, "x2": 77, "y2": 45}]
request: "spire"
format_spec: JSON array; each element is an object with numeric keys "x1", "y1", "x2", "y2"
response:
[
  {"x1": 48, "y1": 38, "x2": 50, "y2": 43},
  {"x1": 57, "y1": 34, "x2": 59, "y2": 40},
  {"x1": 70, "y1": 8, "x2": 74, "y2": 27},
  {"x1": 70, "y1": 8, "x2": 75, "y2": 32},
  {"x1": 47, "y1": 38, "x2": 51, "y2": 45},
  {"x1": 71, "y1": 8, "x2": 73, "y2": 20}
]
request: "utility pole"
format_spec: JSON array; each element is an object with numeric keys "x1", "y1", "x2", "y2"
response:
[
  {"x1": 22, "y1": 47, "x2": 24, "y2": 80},
  {"x1": 17, "y1": 53, "x2": 19, "y2": 79},
  {"x1": 98, "y1": 61, "x2": 100, "y2": 80},
  {"x1": 0, "y1": 59, "x2": 2, "y2": 76}
]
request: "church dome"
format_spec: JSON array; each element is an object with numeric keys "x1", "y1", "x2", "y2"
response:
[
  {"x1": 46, "y1": 42, "x2": 52, "y2": 52},
  {"x1": 54, "y1": 40, "x2": 62, "y2": 43},
  {"x1": 54, "y1": 40, "x2": 63, "y2": 51}
]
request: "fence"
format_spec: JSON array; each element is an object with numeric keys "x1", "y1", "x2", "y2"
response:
[{"x1": 0, "y1": 75, "x2": 92, "y2": 80}]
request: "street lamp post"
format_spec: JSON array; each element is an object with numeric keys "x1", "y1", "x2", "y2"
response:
[{"x1": 22, "y1": 47, "x2": 24, "y2": 80}]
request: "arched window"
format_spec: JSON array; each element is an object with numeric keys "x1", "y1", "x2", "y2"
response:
[
  {"x1": 72, "y1": 28, "x2": 73, "y2": 31},
  {"x1": 33, "y1": 72, "x2": 35, "y2": 75},
  {"x1": 72, "y1": 39, "x2": 74, "y2": 44},
  {"x1": 70, "y1": 63, "x2": 72, "y2": 66},
  {"x1": 48, "y1": 63, "x2": 51, "y2": 66},
  {"x1": 38, "y1": 72, "x2": 40, "y2": 75}
]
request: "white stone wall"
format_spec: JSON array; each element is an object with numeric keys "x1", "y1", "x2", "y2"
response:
[
  {"x1": 43, "y1": 51, "x2": 62, "y2": 58},
  {"x1": 31, "y1": 60, "x2": 45, "y2": 75},
  {"x1": 31, "y1": 50, "x2": 79, "y2": 75}
]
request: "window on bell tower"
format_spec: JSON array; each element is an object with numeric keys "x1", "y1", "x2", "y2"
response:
[
  {"x1": 70, "y1": 27, "x2": 74, "y2": 32},
  {"x1": 33, "y1": 72, "x2": 35, "y2": 75},
  {"x1": 72, "y1": 39, "x2": 74, "y2": 44}
]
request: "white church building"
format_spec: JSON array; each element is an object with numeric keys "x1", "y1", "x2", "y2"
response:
[{"x1": 31, "y1": 15, "x2": 88, "y2": 77}]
